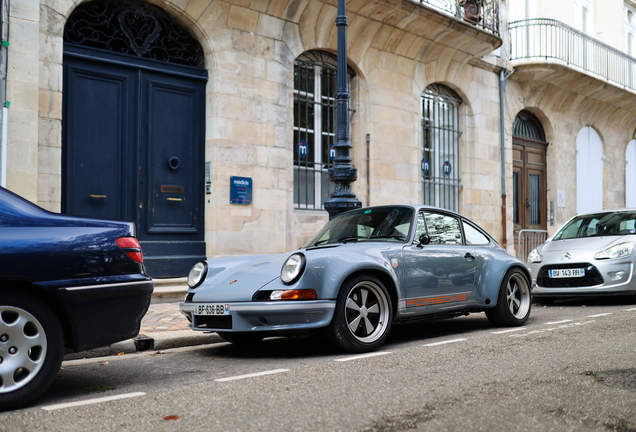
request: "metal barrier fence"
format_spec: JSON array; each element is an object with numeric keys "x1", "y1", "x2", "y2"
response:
[
  {"x1": 517, "y1": 229, "x2": 548, "y2": 262},
  {"x1": 509, "y1": 19, "x2": 636, "y2": 91},
  {"x1": 420, "y1": 0, "x2": 499, "y2": 35}
]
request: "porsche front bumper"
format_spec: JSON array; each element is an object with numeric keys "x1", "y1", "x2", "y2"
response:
[{"x1": 179, "y1": 300, "x2": 336, "y2": 332}]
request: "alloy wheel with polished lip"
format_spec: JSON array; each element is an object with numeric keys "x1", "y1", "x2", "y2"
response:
[
  {"x1": 486, "y1": 269, "x2": 531, "y2": 326},
  {"x1": 329, "y1": 275, "x2": 393, "y2": 352}
]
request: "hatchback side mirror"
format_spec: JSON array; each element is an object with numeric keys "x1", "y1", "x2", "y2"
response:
[{"x1": 418, "y1": 233, "x2": 431, "y2": 246}]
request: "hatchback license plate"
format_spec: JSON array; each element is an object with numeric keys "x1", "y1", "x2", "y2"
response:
[
  {"x1": 548, "y1": 268, "x2": 585, "y2": 278},
  {"x1": 194, "y1": 304, "x2": 229, "y2": 316}
]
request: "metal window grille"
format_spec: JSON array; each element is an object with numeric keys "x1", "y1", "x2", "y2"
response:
[
  {"x1": 293, "y1": 52, "x2": 353, "y2": 210},
  {"x1": 421, "y1": 84, "x2": 462, "y2": 212}
]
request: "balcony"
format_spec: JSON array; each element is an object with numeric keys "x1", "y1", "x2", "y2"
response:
[
  {"x1": 420, "y1": 0, "x2": 500, "y2": 35},
  {"x1": 509, "y1": 19, "x2": 636, "y2": 91}
]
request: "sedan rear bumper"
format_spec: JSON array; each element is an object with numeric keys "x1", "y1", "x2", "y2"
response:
[{"x1": 180, "y1": 300, "x2": 336, "y2": 332}]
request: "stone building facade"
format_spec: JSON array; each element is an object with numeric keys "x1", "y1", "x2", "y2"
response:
[{"x1": 1, "y1": 0, "x2": 635, "y2": 277}]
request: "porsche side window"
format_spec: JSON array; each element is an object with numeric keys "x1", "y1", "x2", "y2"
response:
[
  {"x1": 463, "y1": 221, "x2": 489, "y2": 245},
  {"x1": 424, "y1": 213, "x2": 462, "y2": 245}
]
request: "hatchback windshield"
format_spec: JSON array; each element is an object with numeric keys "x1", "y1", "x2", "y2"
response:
[
  {"x1": 553, "y1": 211, "x2": 636, "y2": 240},
  {"x1": 304, "y1": 206, "x2": 414, "y2": 247}
]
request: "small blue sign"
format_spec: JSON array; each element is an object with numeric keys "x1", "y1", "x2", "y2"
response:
[
  {"x1": 421, "y1": 158, "x2": 430, "y2": 174},
  {"x1": 443, "y1": 161, "x2": 452, "y2": 176},
  {"x1": 230, "y1": 176, "x2": 252, "y2": 205},
  {"x1": 329, "y1": 145, "x2": 336, "y2": 161},
  {"x1": 297, "y1": 140, "x2": 309, "y2": 158}
]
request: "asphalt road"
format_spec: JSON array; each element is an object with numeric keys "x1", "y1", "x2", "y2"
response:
[{"x1": 2, "y1": 296, "x2": 635, "y2": 431}]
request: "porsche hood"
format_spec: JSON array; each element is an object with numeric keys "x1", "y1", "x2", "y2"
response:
[{"x1": 190, "y1": 253, "x2": 291, "y2": 302}]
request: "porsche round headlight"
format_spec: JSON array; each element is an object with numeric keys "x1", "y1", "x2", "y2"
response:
[
  {"x1": 188, "y1": 261, "x2": 208, "y2": 288},
  {"x1": 281, "y1": 253, "x2": 306, "y2": 285}
]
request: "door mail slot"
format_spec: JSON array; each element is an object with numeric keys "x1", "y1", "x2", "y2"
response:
[{"x1": 161, "y1": 185, "x2": 184, "y2": 194}]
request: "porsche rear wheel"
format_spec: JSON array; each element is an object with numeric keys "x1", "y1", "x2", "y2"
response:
[
  {"x1": 486, "y1": 268, "x2": 532, "y2": 327},
  {"x1": 0, "y1": 289, "x2": 64, "y2": 411},
  {"x1": 328, "y1": 275, "x2": 392, "y2": 353}
]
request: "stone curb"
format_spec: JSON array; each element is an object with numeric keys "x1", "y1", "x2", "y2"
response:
[{"x1": 64, "y1": 330, "x2": 224, "y2": 361}]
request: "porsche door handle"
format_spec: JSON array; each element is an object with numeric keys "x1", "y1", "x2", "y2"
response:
[{"x1": 464, "y1": 253, "x2": 475, "y2": 261}]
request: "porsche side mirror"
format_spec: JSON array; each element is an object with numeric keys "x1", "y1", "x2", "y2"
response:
[{"x1": 418, "y1": 233, "x2": 431, "y2": 246}]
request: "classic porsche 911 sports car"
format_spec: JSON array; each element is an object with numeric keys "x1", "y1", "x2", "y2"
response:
[{"x1": 180, "y1": 205, "x2": 532, "y2": 352}]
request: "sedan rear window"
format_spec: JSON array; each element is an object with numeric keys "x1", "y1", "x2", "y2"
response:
[{"x1": 554, "y1": 211, "x2": 636, "y2": 240}]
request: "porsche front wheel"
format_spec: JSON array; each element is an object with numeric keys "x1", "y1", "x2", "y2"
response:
[
  {"x1": 328, "y1": 275, "x2": 392, "y2": 353},
  {"x1": 486, "y1": 268, "x2": 532, "y2": 327}
]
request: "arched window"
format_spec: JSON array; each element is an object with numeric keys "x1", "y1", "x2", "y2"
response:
[
  {"x1": 576, "y1": 126, "x2": 603, "y2": 214},
  {"x1": 421, "y1": 84, "x2": 462, "y2": 211},
  {"x1": 626, "y1": 140, "x2": 636, "y2": 207},
  {"x1": 293, "y1": 51, "x2": 355, "y2": 210},
  {"x1": 512, "y1": 111, "x2": 547, "y2": 233}
]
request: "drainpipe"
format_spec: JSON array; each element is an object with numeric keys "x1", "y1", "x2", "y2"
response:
[{"x1": 499, "y1": 68, "x2": 514, "y2": 250}]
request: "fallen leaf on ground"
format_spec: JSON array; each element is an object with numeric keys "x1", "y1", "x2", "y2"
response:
[
  {"x1": 100, "y1": 361, "x2": 109, "y2": 366},
  {"x1": 163, "y1": 415, "x2": 180, "y2": 421}
]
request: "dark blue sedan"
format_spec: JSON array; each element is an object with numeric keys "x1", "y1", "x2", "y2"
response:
[{"x1": 0, "y1": 187, "x2": 153, "y2": 410}]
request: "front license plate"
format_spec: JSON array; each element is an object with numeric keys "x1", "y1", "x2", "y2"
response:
[
  {"x1": 548, "y1": 268, "x2": 585, "y2": 278},
  {"x1": 194, "y1": 304, "x2": 230, "y2": 316}
]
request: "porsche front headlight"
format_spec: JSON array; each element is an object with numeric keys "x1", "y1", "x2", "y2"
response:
[
  {"x1": 188, "y1": 261, "x2": 208, "y2": 288},
  {"x1": 527, "y1": 248, "x2": 543, "y2": 264},
  {"x1": 594, "y1": 241, "x2": 634, "y2": 260},
  {"x1": 281, "y1": 253, "x2": 306, "y2": 285}
]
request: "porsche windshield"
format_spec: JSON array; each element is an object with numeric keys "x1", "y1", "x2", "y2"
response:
[
  {"x1": 304, "y1": 206, "x2": 414, "y2": 247},
  {"x1": 553, "y1": 211, "x2": 636, "y2": 240}
]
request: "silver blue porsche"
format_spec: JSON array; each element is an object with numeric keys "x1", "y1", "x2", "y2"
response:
[{"x1": 180, "y1": 205, "x2": 532, "y2": 352}]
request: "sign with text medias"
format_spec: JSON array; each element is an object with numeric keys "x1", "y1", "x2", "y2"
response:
[{"x1": 230, "y1": 176, "x2": 252, "y2": 205}]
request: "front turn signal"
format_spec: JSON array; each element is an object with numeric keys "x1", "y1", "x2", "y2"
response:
[{"x1": 270, "y1": 289, "x2": 317, "y2": 300}]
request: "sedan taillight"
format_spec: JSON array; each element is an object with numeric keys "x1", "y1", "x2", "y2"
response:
[{"x1": 116, "y1": 237, "x2": 143, "y2": 263}]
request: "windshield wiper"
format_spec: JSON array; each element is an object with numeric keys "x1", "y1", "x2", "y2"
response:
[
  {"x1": 312, "y1": 239, "x2": 332, "y2": 246},
  {"x1": 370, "y1": 234, "x2": 406, "y2": 241},
  {"x1": 337, "y1": 236, "x2": 366, "y2": 243}
]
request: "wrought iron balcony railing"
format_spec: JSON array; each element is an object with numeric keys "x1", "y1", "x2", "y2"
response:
[
  {"x1": 509, "y1": 19, "x2": 636, "y2": 91},
  {"x1": 419, "y1": 0, "x2": 500, "y2": 35}
]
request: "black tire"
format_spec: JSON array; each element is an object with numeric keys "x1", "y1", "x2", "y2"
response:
[
  {"x1": 216, "y1": 332, "x2": 265, "y2": 346},
  {"x1": 486, "y1": 268, "x2": 532, "y2": 327},
  {"x1": 0, "y1": 289, "x2": 64, "y2": 411},
  {"x1": 327, "y1": 275, "x2": 393, "y2": 353}
]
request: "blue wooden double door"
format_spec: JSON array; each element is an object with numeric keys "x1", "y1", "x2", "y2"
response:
[{"x1": 63, "y1": 45, "x2": 207, "y2": 277}]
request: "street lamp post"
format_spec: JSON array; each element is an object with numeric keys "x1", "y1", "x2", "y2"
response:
[{"x1": 324, "y1": 0, "x2": 361, "y2": 220}]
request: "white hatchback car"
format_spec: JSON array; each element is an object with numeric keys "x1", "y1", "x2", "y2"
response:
[{"x1": 528, "y1": 209, "x2": 636, "y2": 301}]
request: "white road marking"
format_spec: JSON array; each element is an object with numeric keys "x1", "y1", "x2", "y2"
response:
[
  {"x1": 491, "y1": 327, "x2": 527, "y2": 334},
  {"x1": 545, "y1": 320, "x2": 573, "y2": 325},
  {"x1": 423, "y1": 338, "x2": 467, "y2": 347},
  {"x1": 626, "y1": 308, "x2": 636, "y2": 311},
  {"x1": 41, "y1": 392, "x2": 146, "y2": 411},
  {"x1": 215, "y1": 369, "x2": 290, "y2": 382},
  {"x1": 334, "y1": 351, "x2": 392, "y2": 362},
  {"x1": 586, "y1": 313, "x2": 612, "y2": 318}
]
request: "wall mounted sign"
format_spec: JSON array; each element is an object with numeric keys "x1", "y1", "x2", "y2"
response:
[
  {"x1": 297, "y1": 140, "x2": 308, "y2": 158},
  {"x1": 443, "y1": 161, "x2": 452, "y2": 176},
  {"x1": 421, "y1": 158, "x2": 430, "y2": 174},
  {"x1": 230, "y1": 176, "x2": 252, "y2": 205},
  {"x1": 329, "y1": 145, "x2": 336, "y2": 161}
]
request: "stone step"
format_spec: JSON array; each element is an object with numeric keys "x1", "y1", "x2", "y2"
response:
[{"x1": 151, "y1": 277, "x2": 188, "y2": 303}]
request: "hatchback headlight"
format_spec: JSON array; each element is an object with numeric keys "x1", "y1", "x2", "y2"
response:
[
  {"x1": 188, "y1": 261, "x2": 208, "y2": 288},
  {"x1": 594, "y1": 241, "x2": 634, "y2": 260},
  {"x1": 281, "y1": 253, "x2": 306, "y2": 285},
  {"x1": 527, "y1": 248, "x2": 543, "y2": 264}
]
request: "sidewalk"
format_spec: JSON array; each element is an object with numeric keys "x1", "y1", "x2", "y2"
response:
[{"x1": 63, "y1": 280, "x2": 224, "y2": 360}]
